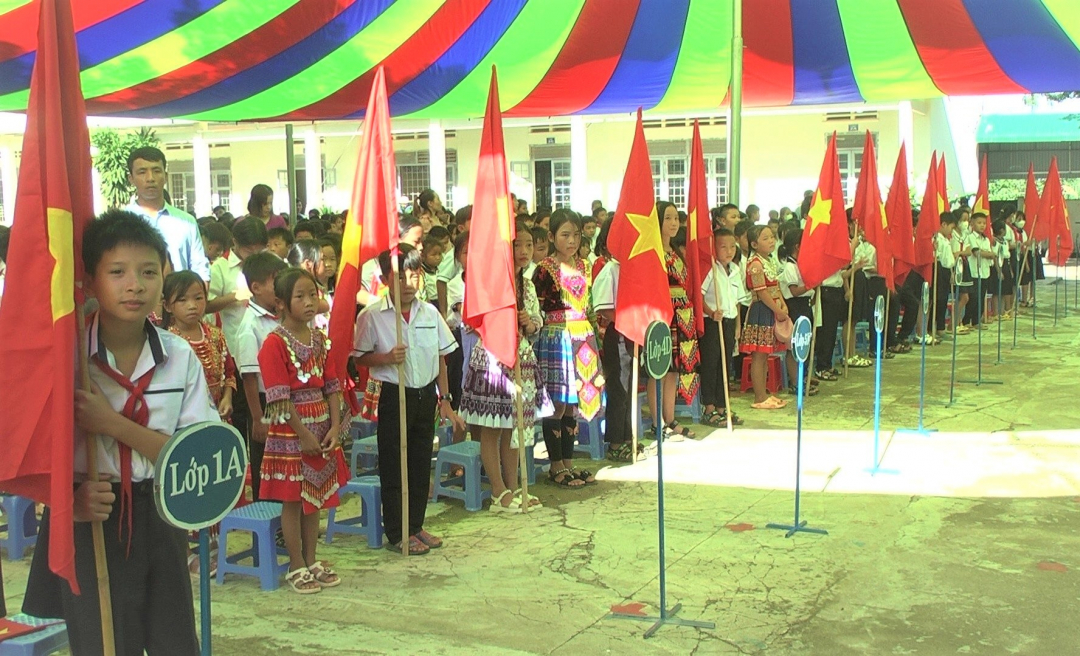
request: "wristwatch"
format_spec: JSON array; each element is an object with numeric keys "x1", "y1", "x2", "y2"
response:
[{"x1": 438, "y1": 394, "x2": 453, "y2": 403}]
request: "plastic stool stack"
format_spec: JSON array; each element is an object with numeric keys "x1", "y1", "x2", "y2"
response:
[
  {"x1": 215, "y1": 501, "x2": 288, "y2": 591},
  {"x1": 431, "y1": 441, "x2": 490, "y2": 511},
  {"x1": 325, "y1": 476, "x2": 383, "y2": 548},
  {"x1": 574, "y1": 417, "x2": 606, "y2": 460}
]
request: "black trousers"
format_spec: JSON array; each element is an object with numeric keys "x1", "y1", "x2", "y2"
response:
[
  {"x1": 700, "y1": 317, "x2": 735, "y2": 409},
  {"x1": 23, "y1": 482, "x2": 198, "y2": 656},
  {"x1": 866, "y1": 277, "x2": 900, "y2": 352},
  {"x1": 896, "y1": 271, "x2": 924, "y2": 341},
  {"x1": 232, "y1": 371, "x2": 266, "y2": 501},
  {"x1": 732, "y1": 304, "x2": 750, "y2": 379},
  {"x1": 601, "y1": 327, "x2": 632, "y2": 445},
  {"x1": 815, "y1": 286, "x2": 845, "y2": 372},
  {"x1": 970, "y1": 276, "x2": 988, "y2": 326},
  {"x1": 446, "y1": 328, "x2": 463, "y2": 412},
  {"x1": 377, "y1": 381, "x2": 437, "y2": 544},
  {"x1": 932, "y1": 264, "x2": 952, "y2": 331}
]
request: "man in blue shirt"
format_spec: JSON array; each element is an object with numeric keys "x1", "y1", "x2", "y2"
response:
[{"x1": 124, "y1": 146, "x2": 210, "y2": 281}]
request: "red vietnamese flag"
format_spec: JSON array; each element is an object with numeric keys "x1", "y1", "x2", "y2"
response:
[
  {"x1": 886, "y1": 143, "x2": 915, "y2": 288},
  {"x1": 1024, "y1": 164, "x2": 1040, "y2": 239},
  {"x1": 936, "y1": 155, "x2": 949, "y2": 216},
  {"x1": 852, "y1": 132, "x2": 894, "y2": 290},
  {"x1": 685, "y1": 120, "x2": 713, "y2": 337},
  {"x1": 1041, "y1": 156, "x2": 1073, "y2": 266},
  {"x1": 0, "y1": 0, "x2": 92, "y2": 593},
  {"x1": 463, "y1": 67, "x2": 518, "y2": 368},
  {"x1": 608, "y1": 110, "x2": 673, "y2": 346},
  {"x1": 1032, "y1": 162, "x2": 1055, "y2": 243},
  {"x1": 973, "y1": 153, "x2": 993, "y2": 238},
  {"x1": 913, "y1": 153, "x2": 940, "y2": 281},
  {"x1": 327, "y1": 66, "x2": 398, "y2": 385},
  {"x1": 798, "y1": 132, "x2": 852, "y2": 289}
]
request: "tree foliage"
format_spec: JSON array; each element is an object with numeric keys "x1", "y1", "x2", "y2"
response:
[{"x1": 91, "y1": 127, "x2": 159, "y2": 209}]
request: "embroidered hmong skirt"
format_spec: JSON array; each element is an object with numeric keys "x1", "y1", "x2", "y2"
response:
[
  {"x1": 360, "y1": 376, "x2": 381, "y2": 421},
  {"x1": 261, "y1": 389, "x2": 350, "y2": 514},
  {"x1": 534, "y1": 319, "x2": 604, "y2": 421},
  {"x1": 460, "y1": 337, "x2": 554, "y2": 437},
  {"x1": 670, "y1": 286, "x2": 700, "y2": 404},
  {"x1": 740, "y1": 300, "x2": 788, "y2": 355}
]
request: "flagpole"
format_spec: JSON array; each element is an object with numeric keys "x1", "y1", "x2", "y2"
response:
[
  {"x1": 931, "y1": 265, "x2": 939, "y2": 342},
  {"x1": 843, "y1": 272, "x2": 856, "y2": 377},
  {"x1": 883, "y1": 288, "x2": 891, "y2": 355},
  {"x1": 728, "y1": 0, "x2": 743, "y2": 208},
  {"x1": 711, "y1": 284, "x2": 733, "y2": 432},
  {"x1": 76, "y1": 302, "x2": 117, "y2": 656},
  {"x1": 513, "y1": 350, "x2": 529, "y2": 514},
  {"x1": 806, "y1": 288, "x2": 819, "y2": 396},
  {"x1": 391, "y1": 256, "x2": 410, "y2": 557},
  {"x1": 631, "y1": 344, "x2": 640, "y2": 463}
]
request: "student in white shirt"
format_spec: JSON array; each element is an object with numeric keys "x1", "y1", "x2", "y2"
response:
[
  {"x1": 352, "y1": 245, "x2": 462, "y2": 556},
  {"x1": 964, "y1": 212, "x2": 995, "y2": 328},
  {"x1": 23, "y1": 210, "x2": 216, "y2": 654},
  {"x1": 992, "y1": 218, "x2": 1015, "y2": 320},
  {"x1": 235, "y1": 252, "x2": 286, "y2": 500},
  {"x1": 779, "y1": 228, "x2": 820, "y2": 392},
  {"x1": 700, "y1": 228, "x2": 744, "y2": 426},
  {"x1": 207, "y1": 217, "x2": 267, "y2": 355},
  {"x1": 930, "y1": 213, "x2": 959, "y2": 339}
]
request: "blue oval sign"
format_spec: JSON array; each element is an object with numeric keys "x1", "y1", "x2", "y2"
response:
[
  {"x1": 792, "y1": 316, "x2": 812, "y2": 363},
  {"x1": 874, "y1": 296, "x2": 885, "y2": 333},
  {"x1": 154, "y1": 422, "x2": 248, "y2": 531},
  {"x1": 644, "y1": 321, "x2": 672, "y2": 380}
]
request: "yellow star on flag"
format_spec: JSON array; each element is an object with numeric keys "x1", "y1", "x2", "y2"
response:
[
  {"x1": 688, "y1": 208, "x2": 699, "y2": 238},
  {"x1": 879, "y1": 201, "x2": 888, "y2": 230},
  {"x1": 806, "y1": 190, "x2": 831, "y2": 236},
  {"x1": 496, "y1": 195, "x2": 512, "y2": 242},
  {"x1": 626, "y1": 206, "x2": 663, "y2": 262}
]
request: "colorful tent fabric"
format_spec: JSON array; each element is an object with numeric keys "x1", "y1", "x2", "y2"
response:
[{"x1": 1, "y1": 0, "x2": 1079, "y2": 121}]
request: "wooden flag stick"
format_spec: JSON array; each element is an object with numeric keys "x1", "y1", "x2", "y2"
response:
[
  {"x1": 884, "y1": 288, "x2": 892, "y2": 352},
  {"x1": 931, "y1": 264, "x2": 939, "y2": 339},
  {"x1": 807, "y1": 287, "x2": 820, "y2": 384},
  {"x1": 710, "y1": 281, "x2": 733, "y2": 432},
  {"x1": 513, "y1": 351, "x2": 529, "y2": 514},
  {"x1": 75, "y1": 302, "x2": 117, "y2": 656},
  {"x1": 843, "y1": 271, "x2": 856, "y2": 377},
  {"x1": 390, "y1": 256, "x2": 409, "y2": 557},
  {"x1": 631, "y1": 344, "x2": 640, "y2": 464}
]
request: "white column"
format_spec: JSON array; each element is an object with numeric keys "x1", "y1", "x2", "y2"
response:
[
  {"x1": 570, "y1": 115, "x2": 588, "y2": 212},
  {"x1": 0, "y1": 147, "x2": 16, "y2": 225},
  {"x1": 898, "y1": 100, "x2": 915, "y2": 181},
  {"x1": 304, "y1": 128, "x2": 322, "y2": 213},
  {"x1": 192, "y1": 132, "x2": 212, "y2": 217},
  {"x1": 427, "y1": 119, "x2": 447, "y2": 201}
]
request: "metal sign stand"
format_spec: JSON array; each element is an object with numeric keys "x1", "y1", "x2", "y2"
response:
[
  {"x1": 896, "y1": 283, "x2": 937, "y2": 438},
  {"x1": 866, "y1": 296, "x2": 898, "y2": 476},
  {"x1": 958, "y1": 274, "x2": 1002, "y2": 387}
]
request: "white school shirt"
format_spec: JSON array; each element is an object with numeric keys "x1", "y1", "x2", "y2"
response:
[
  {"x1": 854, "y1": 240, "x2": 880, "y2": 278},
  {"x1": 360, "y1": 257, "x2": 382, "y2": 294},
  {"x1": 235, "y1": 302, "x2": 279, "y2": 392},
  {"x1": 934, "y1": 233, "x2": 956, "y2": 269},
  {"x1": 523, "y1": 260, "x2": 537, "y2": 282},
  {"x1": 780, "y1": 258, "x2": 814, "y2": 300},
  {"x1": 592, "y1": 260, "x2": 618, "y2": 312},
  {"x1": 701, "y1": 261, "x2": 739, "y2": 318},
  {"x1": 76, "y1": 315, "x2": 217, "y2": 483},
  {"x1": 352, "y1": 296, "x2": 458, "y2": 388},
  {"x1": 994, "y1": 237, "x2": 1010, "y2": 265},
  {"x1": 737, "y1": 256, "x2": 752, "y2": 307},
  {"x1": 821, "y1": 270, "x2": 843, "y2": 288},
  {"x1": 964, "y1": 233, "x2": 993, "y2": 279},
  {"x1": 444, "y1": 272, "x2": 464, "y2": 330},
  {"x1": 208, "y1": 250, "x2": 249, "y2": 355}
]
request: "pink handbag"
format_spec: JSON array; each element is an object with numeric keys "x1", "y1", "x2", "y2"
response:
[{"x1": 773, "y1": 315, "x2": 794, "y2": 345}]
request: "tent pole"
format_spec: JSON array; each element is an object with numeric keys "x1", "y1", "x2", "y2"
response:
[
  {"x1": 285, "y1": 124, "x2": 297, "y2": 227},
  {"x1": 727, "y1": 0, "x2": 743, "y2": 208}
]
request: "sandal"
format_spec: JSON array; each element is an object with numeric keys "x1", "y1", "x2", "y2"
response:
[
  {"x1": 664, "y1": 421, "x2": 694, "y2": 440},
  {"x1": 845, "y1": 355, "x2": 872, "y2": 368},
  {"x1": 574, "y1": 469, "x2": 597, "y2": 485},
  {"x1": 415, "y1": 529, "x2": 443, "y2": 549},
  {"x1": 608, "y1": 442, "x2": 635, "y2": 463},
  {"x1": 490, "y1": 489, "x2": 520, "y2": 513},
  {"x1": 386, "y1": 535, "x2": 430, "y2": 556},
  {"x1": 513, "y1": 489, "x2": 543, "y2": 508},
  {"x1": 702, "y1": 409, "x2": 725, "y2": 427},
  {"x1": 716, "y1": 410, "x2": 744, "y2": 426},
  {"x1": 751, "y1": 397, "x2": 787, "y2": 410},
  {"x1": 549, "y1": 468, "x2": 584, "y2": 488},
  {"x1": 285, "y1": 567, "x2": 322, "y2": 594},
  {"x1": 815, "y1": 369, "x2": 838, "y2": 381},
  {"x1": 308, "y1": 561, "x2": 341, "y2": 588}
]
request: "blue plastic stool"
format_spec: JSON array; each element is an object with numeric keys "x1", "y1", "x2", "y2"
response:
[
  {"x1": 436, "y1": 423, "x2": 454, "y2": 447},
  {"x1": 325, "y1": 476, "x2": 383, "y2": 548},
  {"x1": 0, "y1": 614, "x2": 67, "y2": 656},
  {"x1": 431, "y1": 441, "x2": 491, "y2": 511},
  {"x1": 574, "y1": 417, "x2": 607, "y2": 460},
  {"x1": 0, "y1": 495, "x2": 38, "y2": 560},
  {"x1": 854, "y1": 321, "x2": 871, "y2": 353},
  {"x1": 349, "y1": 435, "x2": 380, "y2": 477},
  {"x1": 216, "y1": 501, "x2": 288, "y2": 591},
  {"x1": 674, "y1": 390, "x2": 703, "y2": 423}
]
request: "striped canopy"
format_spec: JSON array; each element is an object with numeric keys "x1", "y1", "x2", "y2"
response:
[{"x1": 0, "y1": 0, "x2": 1078, "y2": 121}]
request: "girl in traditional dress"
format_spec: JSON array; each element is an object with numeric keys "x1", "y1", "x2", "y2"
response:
[
  {"x1": 460, "y1": 222, "x2": 553, "y2": 510},
  {"x1": 258, "y1": 268, "x2": 349, "y2": 594},
  {"x1": 534, "y1": 210, "x2": 603, "y2": 488},
  {"x1": 647, "y1": 201, "x2": 699, "y2": 440},
  {"x1": 740, "y1": 225, "x2": 789, "y2": 410}
]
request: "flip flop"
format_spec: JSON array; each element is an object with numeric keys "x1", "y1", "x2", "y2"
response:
[{"x1": 751, "y1": 397, "x2": 787, "y2": 410}]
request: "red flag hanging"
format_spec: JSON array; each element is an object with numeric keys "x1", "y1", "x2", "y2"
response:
[
  {"x1": 798, "y1": 132, "x2": 852, "y2": 289},
  {"x1": 936, "y1": 155, "x2": 949, "y2": 216},
  {"x1": 607, "y1": 110, "x2": 672, "y2": 346},
  {"x1": 1032, "y1": 162, "x2": 1055, "y2": 243},
  {"x1": 913, "y1": 153, "x2": 940, "y2": 282},
  {"x1": 463, "y1": 67, "x2": 518, "y2": 368},
  {"x1": 886, "y1": 143, "x2": 915, "y2": 288},
  {"x1": 1023, "y1": 163, "x2": 1040, "y2": 237},
  {"x1": 853, "y1": 132, "x2": 893, "y2": 290},
  {"x1": 973, "y1": 152, "x2": 993, "y2": 238},
  {"x1": 1041, "y1": 156, "x2": 1073, "y2": 266},
  {"x1": 327, "y1": 66, "x2": 398, "y2": 385},
  {"x1": 685, "y1": 120, "x2": 713, "y2": 337},
  {"x1": 0, "y1": 0, "x2": 93, "y2": 593}
]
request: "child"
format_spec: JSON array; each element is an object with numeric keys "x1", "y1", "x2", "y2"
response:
[
  {"x1": 993, "y1": 220, "x2": 1014, "y2": 320},
  {"x1": 286, "y1": 240, "x2": 332, "y2": 330},
  {"x1": 531, "y1": 226, "x2": 551, "y2": 266},
  {"x1": 578, "y1": 235, "x2": 593, "y2": 262},
  {"x1": 582, "y1": 215, "x2": 598, "y2": 243},
  {"x1": 420, "y1": 229, "x2": 447, "y2": 304},
  {"x1": 648, "y1": 202, "x2": 698, "y2": 440},
  {"x1": 779, "y1": 228, "x2": 818, "y2": 395},
  {"x1": 267, "y1": 226, "x2": 295, "y2": 260},
  {"x1": 953, "y1": 209, "x2": 974, "y2": 332},
  {"x1": 236, "y1": 251, "x2": 288, "y2": 500},
  {"x1": 533, "y1": 210, "x2": 604, "y2": 487},
  {"x1": 928, "y1": 212, "x2": 958, "y2": 341},
  {"x1": 318, "y1": 236, "x2": 340, "y2": 294},
  {"x1": 459, "y1": 222, "x2": 553, "y2": 510},
  {"x1": 207, "y1": 216, "x2": 267, "y2": 356},
  {"x1": 294, "y1": 223, "x2": 317, "y2": 242},
  {"x1": 700, "y1": 228, "x2": 744, "y2": 427},
  {"x1": 200, "y1": 221, "x2": 231, "y2": 263},
  {"x1": 443, "y1": 231, "x2": 470, "y2": 420},
  {"x1": 739, "y1": 225, "x2": 789, "y2": 409},
  {"x1": 23, "y1": 210, "x2": 218, "y2": 654},
  {"x1": 258, "y1": 268, "x2": 349, "y2": 592},
  {"x1": 965, "y1": 212, "x2": 995, "y2": 328},
  {"x1": 163, "y1": 271, "x2": 236, "y2": 422},
  {"x1": 352, "y1": 245, "x2": 464, "y2": 555}
]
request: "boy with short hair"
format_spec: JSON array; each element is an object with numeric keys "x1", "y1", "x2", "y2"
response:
[
  {"x1": 420, "y1": 231, "x2": 446, "y2": 304},
  {"x1": 23, "y1": 209, "x2": 217, "y2": 654},
  {"x1": 531, "y1": 226, "x2": 551, "y2": 265},
  {"x1": 267, "y1": 226, "x2": 295, "y2": 260},
  {"x1": 207, "y1": 216, "x2": 268, "y2": 355},
  {"x1": 965, "y1": 212, "x2": 994, "y2": 329},
  {"x1": 236, "y1": 251, "x2": 287, "y2": 499},
  {"x1": 701, "y1": 228, "x2": 743, "y2": 427},
  {"x1": 352, "y1": 245, "x2": 463, "y2": 555},
  {"x1": 199, "y1": 221, "x2": 231, "y2": 263}
]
